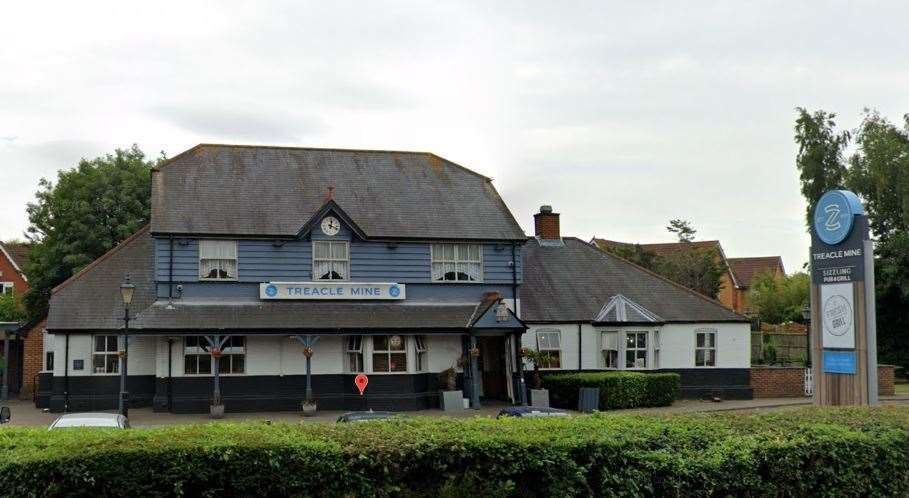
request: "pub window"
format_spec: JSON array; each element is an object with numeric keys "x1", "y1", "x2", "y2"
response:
[
  {"x1": 199, "y1": 240, "x2": 238, "y2": 280},
  {"x1": 536, "y1": 330, "x2": 562, "y2": 369},
  {"x1": 600, "y1": 331, "x2": 619, "y2": 368},
  {"x1": 372, "y1": 335, "x2": 407, "y2": 373},
  {"x1": 625, "y1": 331, "x2": 648, "y2": 369},
  {"x1": 695, "y1": 329, "x2": 717, "y2": 367},
  {"x1": 184, "y1": 336, "x2": 246, "y2": 375},
  {"x1": 313, "y1": 241, "x2": 349, "y2": 280},
  {"x1": 92, "y1": 335, "x2": 119, "y2": 374},
  {"x1": 414, "y1": 336, "x2": 428, "y2": 372},
  {"x1": 45, "y1": 351, "x2": 55, "y2": 371},
  {"x1": 346, "y1": 336, "x2": 363, "y2": 373},
  {"x1": 431, "y1": 244, "x2": 482, "y2": 282}
]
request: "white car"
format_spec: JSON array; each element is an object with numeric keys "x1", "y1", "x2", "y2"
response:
[{"x1": 48, "y1": 413, "x2": 130, "y2": 430}]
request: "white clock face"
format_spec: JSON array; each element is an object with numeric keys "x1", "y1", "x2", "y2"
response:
[{"x1": 321, "y1": 216, "x2": 341, "y2": 236}]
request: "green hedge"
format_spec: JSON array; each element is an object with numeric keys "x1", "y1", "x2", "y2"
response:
[
  {"x1": 1, "y1": 407, "x2": 908, "y2": 497},
  {"x1": 543, "y1": 371, "x2": 680, "y2": 410}
]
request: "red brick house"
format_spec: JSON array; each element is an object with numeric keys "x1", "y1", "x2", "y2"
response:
[
  {"x1": 0, "y1": 241, "x2": 46, "y2": 399},
  {"x1": 727, "y1": 256, "x2": 786, "y2": 314}
]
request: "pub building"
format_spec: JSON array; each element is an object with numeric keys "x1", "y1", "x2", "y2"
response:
[{"x1": 40, "y1": 145, "x2": 527, "y2": 413}]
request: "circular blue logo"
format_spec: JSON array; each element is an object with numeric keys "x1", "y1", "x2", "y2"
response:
[
  {"x1": 265, "y1": 284, "x2": 278, "y2": 297},
  {"x1": 389, "y1": 285, "x2": 400, "y2": 298},
  {"x1": 813, "y1": 191, "x2": 859, "y2": 245}
]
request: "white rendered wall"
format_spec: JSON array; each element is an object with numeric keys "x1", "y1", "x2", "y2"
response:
[
  {"x1": 53, "y1": 333, "x2": 156, "y2": 377},
  {"x1": 523, "y1": 322, "x2": 751, "y2": 371}
]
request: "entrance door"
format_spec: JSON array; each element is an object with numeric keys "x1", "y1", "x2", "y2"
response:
[{"x1": 478, "y1": 337, "x2": 507, "y2": 400}]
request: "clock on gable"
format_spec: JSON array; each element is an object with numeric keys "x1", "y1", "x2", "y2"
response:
[{"x1": 320, "y1": 216, "x2": 341, "y2": 236}]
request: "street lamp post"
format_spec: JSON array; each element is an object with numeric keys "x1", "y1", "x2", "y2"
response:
[{"x1": 119, "y1": 275, "x2": 135, "y2": 417}]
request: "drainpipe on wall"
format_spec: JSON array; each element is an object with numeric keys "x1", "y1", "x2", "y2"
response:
[
  {"x1": 578, "y1": 323, "x2": 583, "y2": 372},
  {"x1": 167, "y1": 338, "x2": 173, "y2": 412},
  {"x1": 168, "y1": 235, "x2": 175, "y2": 300},
  {"x1": 64, "y1": 333, "x2": 70, "y2": 413}
]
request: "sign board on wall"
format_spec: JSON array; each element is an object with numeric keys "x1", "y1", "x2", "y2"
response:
[
  {"x1": 820, "y1": 282, "x2": 855, "y2": 349},
  {"x1": 259, "y1": 282, "x2": 406, "y2": 300}
]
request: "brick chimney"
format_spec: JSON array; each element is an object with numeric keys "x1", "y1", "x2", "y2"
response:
[{"x1": 534, "y1": 205, "x2": 560, "y2": 240}]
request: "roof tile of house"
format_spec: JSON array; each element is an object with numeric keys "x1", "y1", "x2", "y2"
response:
[{"x1": 727, "y1": 256, "x2": 785, "y2": 288}]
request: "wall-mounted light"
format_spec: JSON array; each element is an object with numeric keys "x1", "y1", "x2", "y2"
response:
[{"x1": 272, "y1": 240, "x2": 287, "y2": 248}]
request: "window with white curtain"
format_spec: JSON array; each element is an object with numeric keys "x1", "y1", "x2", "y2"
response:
[
  {"x1": 313, "y1": 241, "x2": 349, "y2": 280},
  {"x1": 625, "y1": 331, "x2": 648, "y2": 368},
  {"x1": 600, "y1": 331, "x2": 619, "y2": 368},
  {"x1": 695, "y1": 329, "x2": 717, "y2": 367},
  {"x1": 346, "y1": 336, "x2": 363, "y2": 372},
  {"x1": 92, "y1": 335, "x2": 119, "y2": 374},
  {"x1": 431, "y1": 243, "x2": 482, "y2": 282},
  {"x1": 199, "y1": 240, "x2": 238, "y2": 280},
  {"x1": 536, "y1": 330, "x2": 562, "y2": 369}
]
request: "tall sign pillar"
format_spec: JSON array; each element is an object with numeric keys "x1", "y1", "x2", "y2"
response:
[{"x1": 809, "y1": 190, "x2": 878, "y2": 405}]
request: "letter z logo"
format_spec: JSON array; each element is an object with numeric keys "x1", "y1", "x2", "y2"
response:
[{"x1": 824, "y1": 203, "x2": 841, "y2": 231}]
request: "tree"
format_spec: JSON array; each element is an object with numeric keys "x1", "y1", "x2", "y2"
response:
[
  {"x1": 794, "y1": 108, "x2": 850, "y2": 227},
  {"x1": 605, "y1": 243, "x2": 659, "y2": 271},
  {"x1": 655, "y1": 246, "x2": 725, "y2": 299},
  {"x1": 666, "y1": 219, "x2": 696, "y2": 242},
  {"x1": 0, "y1": 292, "x2": 25, "y2": 322},
  {"x1": 748, "y1": 271, "x2": 810, "y2": 325},
  {"x1": 23, "y1": 145, "x2": 160, "y2": 320}
]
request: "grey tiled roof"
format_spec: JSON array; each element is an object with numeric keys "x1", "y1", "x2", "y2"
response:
[
  {"x1": 151, "y1": 144, "x2": 526, "y2": 240},
  {"x1": 131, "y1": 301, "x2": 485, "y2": 331},
  {"x1": 520, "y1": 238, "x2": 747, "y2": 323},
  {"x1": 47, "y1": 227, "x2": 156, "y2": 331}
]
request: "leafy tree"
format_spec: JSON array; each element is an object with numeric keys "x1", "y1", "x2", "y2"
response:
[
  {"x1": 655, "y1": 246, "x2": 725, "y2": 299},
  {"x1": 748, "y1": 271, "x2": 810, "y2": 325},
  {"x1": 0, "y1": 292, "x2": 25, "y2": 322},
  {"x1": 605, "y1": 243, "x2": 660, "y2": 271},
  {"x1": 794, "y1": 108, "x2": 850, "y2": 227},
  {"x1": 666, "y1": 219, "x2": 696, "y2": 242},
  {"x1": 23, "y1": 145, "x2": 159, "y2": 320}
]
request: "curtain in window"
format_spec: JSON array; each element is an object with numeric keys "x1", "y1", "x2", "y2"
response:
[{"x1": 199, "y1": 240, "x2": 237, "y2": 279}]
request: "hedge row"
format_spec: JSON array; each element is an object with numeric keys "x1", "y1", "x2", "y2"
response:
[
  {"x1": 1, "y1": 407, "x2": 908, "y2": 497},
  {"x1": 543, "y1": 371, "x2": 680, "y2": 410}
]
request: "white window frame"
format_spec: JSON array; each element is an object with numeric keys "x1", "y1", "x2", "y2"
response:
[
  {"x1": 198, "y1": 240, "x2": 238, "y2": 281},
  {"x1": 600, "y1": 330, "x2": 619, "y2": 369},
  {"x1": 624, "y1": 331, "x2": 649, "y2": 369},
  {"x1": 430, "y1": 243, "x2": 483, "y2": 283},
  {"x1": 312, "y1": 240, "x2": 349, "y2": 281},
  {"x1": 370, "y1": 335, "x2": 409, "y2": 374},
  {"x1": 44, "y1": 351, "x2": 55, "y2": 372},
  {"x1": 92, "y1": 335, "x2": 120, "y2": 375},
  {"x1": 414, "y1": 336, "x2": 428, "y2": 372},
  {"x1": 183, "y1": 336, "x2": 246, "y2": 375},
  {"x1": 345, "y1": 336, "x2": 364, "y2": 373},
  {"x1": 535, "y1": 329, "x2": 562, "y2": 369},
  {"x1": 0, "y1": 282, "x2": 14, "y2": 295},
  {"x1": 695, "y1": 328, "x2": 718, "y2": 367}
]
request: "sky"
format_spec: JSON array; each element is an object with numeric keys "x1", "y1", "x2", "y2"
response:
[{"x1": 2, "y1": 1, "x2": 908, "y2": 272}]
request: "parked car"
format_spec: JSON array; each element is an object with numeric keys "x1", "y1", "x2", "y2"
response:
[
  {"x1": 0, "y1": 406, "x2": 9, "y2": 424},
  {"x1": 496, "y1": 406, "x2": 569, "y2": 419},
  {"x1": 48, "y1": 413, "x2": 130, "y2": 430},
  {"x1": 336, "y1": 411, "x2": 406, "y2": 423}
]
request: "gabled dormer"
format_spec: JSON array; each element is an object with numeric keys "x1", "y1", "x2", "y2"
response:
[{"x1": 593, "y1": 294, "x2": 663, "y2": 323}]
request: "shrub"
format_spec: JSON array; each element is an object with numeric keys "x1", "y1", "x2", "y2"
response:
[
  {"x1": 0, "y1": 407, "x2": 908, "y2": 497},
  {"x1": 542, "y1": 371, "x2": 680, "y2": 410}
]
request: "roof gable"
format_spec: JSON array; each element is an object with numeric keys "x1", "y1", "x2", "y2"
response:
[
  {"x1": 594, "y1": 294, "x2": 663, "y2": 323},
  {"x1": 151, "y1": 144, "x2": 526, "y2": 241},
  {"x1": 727, "y1": 256, "x2": 785, "y2": 288},
  {"x1": 0, "y1": 242, "x2": 30, "y2": 279}
]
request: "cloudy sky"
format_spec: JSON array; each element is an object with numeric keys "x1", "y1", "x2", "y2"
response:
[{"x1": 2, "y1": 1, "x2": 908, "y2": 271}]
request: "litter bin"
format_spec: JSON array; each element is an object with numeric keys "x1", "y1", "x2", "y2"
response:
[{"x1": 578, "y1": 387, "x2": 599, "y2": 413}]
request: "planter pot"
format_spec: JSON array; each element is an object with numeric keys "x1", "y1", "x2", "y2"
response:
[
  {"x1": 210, "y1": 403, "x2": 225, "y2": 419},
  {"x1": 462, "y1": 398, "x2": 470, "y2": 409},
  {"x1": 441, "y1": 390, "x2": 464, "y2": 411},
  {"x1": 530, "y1": 389, "x2": 549, "y2": 407},
  {"x1": 301, "y1": 401, "x2": 317, "y2": 417}
]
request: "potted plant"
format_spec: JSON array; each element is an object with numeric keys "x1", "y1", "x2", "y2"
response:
[
  {"x1": 523, "y1": 348, "x2": 552, "y2": 407},
  {"x1": 439, "y1": 357, "x2": 465, "y2": 411}
]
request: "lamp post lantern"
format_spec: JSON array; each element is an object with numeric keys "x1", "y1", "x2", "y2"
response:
[{"x1": 119, "y1": 275, "x2": 135, "y2": 417}]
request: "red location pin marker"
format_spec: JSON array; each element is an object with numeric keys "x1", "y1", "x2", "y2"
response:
[{"x1": 355, "y1": 373, "x2": 369, "y2": 395}]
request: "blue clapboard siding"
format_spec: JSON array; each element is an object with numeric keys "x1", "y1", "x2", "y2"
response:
[{"x1": 155, "y1": 238, "x2": 522, "y2": 285}]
